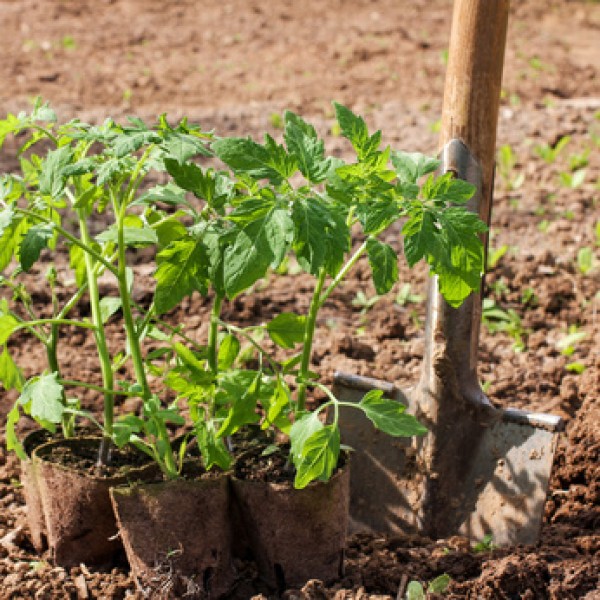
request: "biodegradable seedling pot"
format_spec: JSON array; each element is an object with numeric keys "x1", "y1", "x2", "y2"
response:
[
  {"x1": 110, "y1": 470, "x2": 235, "y2": 599},
  {"x1": 32, "y1": 436, "x2": 158, "y2": 567},
  {"x1": 20, "y1": 429, "x2": 53, "y2": 552},
  {"x1": 230, "y1": 454, "x2": 350, "y2": 591}
]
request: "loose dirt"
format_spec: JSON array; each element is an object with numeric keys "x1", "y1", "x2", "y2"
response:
[{"x1": 1, "y1": 0, "x2": 599, "y2": 598}]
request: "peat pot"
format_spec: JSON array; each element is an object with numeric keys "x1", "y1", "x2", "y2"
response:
[
  {"x1": 32, "y1": 436, "x2": 158, "y2": 567},
  {"x1": 20, "y1": 429, "x2": 53, "y2": 552},
  {"x1": 110, "y1": 469, "x2": 235, "y2": 599},
  {"x1": 230, "y1": 450, "x2": 350, "y2": 592}
]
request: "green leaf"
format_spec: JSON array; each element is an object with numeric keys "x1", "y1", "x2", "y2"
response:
[
  {"x1": 96, "y1": 225, "x2": 158, "y2": 246},
  {"x1": 0, "y1": 314, "x2": 19, "y2": 345},
  {"x1": 406, "y1": 581, "x2": 426, "y2": 600},
  {"x1": 366, "y1": 238, "x2": 398, "y2": 295},
  {"x1": 292, "y1": 198, "x2": 349, "y2": 276},
  {"x1": 195, "y1": 421, "x2": 232, "y2": 471},
  {"x1": 6, "y1": 404, "x2": 27, "y2": 460},
  {"x1": 137, "y1": 182, "x2": 188, "y2": 207},
  {"x1": 294, "y1": 425, "x2": 340, "y2": 489},
  {"x1": 289, "y1": 410, "x2": 323, "y2": 461},
  {"x1": 164, "y1": 158, "x2": 216, "y2": 202},
  {"x1": 391, "y1": 150, "x2": 440, "y2": 184},
  {"x1": 217, "y1": 334, "x2": 240, "y2": 371},
  {"x1": 62, "y1": 158, "x2": 96, "y2": 178},
  {"x1": 154, "y1": 238, "x2": 209, "y2": 314},
  {"x1": 217, "y1": 372, "x2": 262, "y2": 437},
  {"x1": 112, "y1": 130, "x2": 162, "y2": 158},
  {"x1": 356, "y1": 197, "x2": 401, "y2": 235},
  {"x1": 39, "y1": 146, "x2": 73, "y2": 197},
  {"x1": 0, "y1": 347, "x2": 24, "y2": 391},
  {"x1": 99, "y1": 297, "x2": 121, "y2": 323},
  {"x1": 19, "y1": 224, "x2": 55, "y2": 271},
  {"x1": 359, "y1": 390, "x2": 427, "y2": 437},
  {"x1": 161, "y1": 132, "x2": 211, "y2": 164},
  {"x1": 213, "y1": 135, "x2": 296, "y2": 183},
  {"x1": 428, "y1": 574, "x2": 451, "y2": 594},
  {"x1": 284, "y1": 111, "x2": 332, "y2": 183},
  {"x1": 19, "y1": 373, "x2": 65, "y2": 424},
  {"x1": 267, "y1": 312, "x2": 306, "y2": 349},
  {"x1": 224, "y1": 207, "x2": 294, "y2": 298},
  {"x1": 334, "y1": 103, "x2": 369, "y2": 154}
]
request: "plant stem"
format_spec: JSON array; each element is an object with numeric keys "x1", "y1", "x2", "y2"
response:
[
  {"x1": 319, "y1": 240, "x2": 368, "y2": 306},
  {"x1": 208, "y1": 293, "x2": 224, "y2": 374},
  {"x1": 297, "y1": 267, "x2": 328, "y2": 411},
  {"x1": 59, "y1": 379, "x2": 138, "y2": 397},
  {"x1": 79, "y1": 215, "x2": 115, "y2": 464},
  {"x1": 113, "y1": 190, "x2": 178, "y2": 478}
]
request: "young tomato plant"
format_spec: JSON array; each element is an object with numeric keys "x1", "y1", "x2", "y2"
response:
[
  {"x1": 0, "y1": 100, "x2": 214, "y2": 475},
  {"x1": 161, "y1": 102, "x2": 487, "y2": 488}
]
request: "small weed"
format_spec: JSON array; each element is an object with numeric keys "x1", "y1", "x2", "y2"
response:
[
  {"x1": 429, "y1": 119, "x2": 441, "y2": 134},
  {"x1": 488, "y1": 278, "x2": 509, "y2": 296},
  {"x1": 559, "y1": 168, "x2": 586, "y2": 189},
  {"x1": 534, "y1": 135, "x2": 570, "y2": 164},
  {"x1": 565, "y1": 362, "x2": 586, "y2": 374},
  {"x1": 352, "y1": 291, "x2": 380, "y2": 314},
  {"x1": 405, "y1": 574, "x2": 451, "y2": 599},
  {"x1": 330, "y1": 122, "x2": 342, "y2": 137},
  {"x1": 488, "y1": 243, "x2": 509, "y2": 269},
  {"x1": 595, "y1": 221, "x2": 600, "y2": 246},
  {"x1": 520, "y1": 287, "x2": 538, "y2": 307},
  {"x1": 496, "y1": 144, "x2": 524, "y2": 191},
  {"x1": 60, "y1": 35, "x2": 76, "y2": 50},
  {"x1": 556, "y1": 325, "x2": 587, "y2": 356},
  {"x1": 568, "y1": 149, "x2": 590, "y2": 171},
  {"x1": 577, "y1": 246, "x2": 595, "y2": 274},
  {"x1": 482, "y1": 299, "x2": 528, "y2": 351},
  {"x1": 395, "y1": 283, "x2": 423, "y2": 306},
  {"x1": 473, "y1": 534, "x2": 497, "y2": 553}
]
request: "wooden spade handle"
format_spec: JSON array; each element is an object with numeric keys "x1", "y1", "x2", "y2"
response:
[{"x1": 439, "y1": 0, "x2": 510, "y2": 226}]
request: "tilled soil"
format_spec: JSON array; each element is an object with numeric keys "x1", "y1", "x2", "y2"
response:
[{"x1": 1, "y1": 0, "x2": 599, "y2": 598}]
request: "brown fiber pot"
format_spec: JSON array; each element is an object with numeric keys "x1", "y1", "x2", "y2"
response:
[
  {"x1": 32, "y1": 437, "x2": 158, "y2": 568},
  {"x1": 110, "y1": 472, "x2": 235, "y2": 599},
  {"x1": 230, "y1": 461, "x2": 350, "y2": 591},
  {"x1": 20, "y1": 429, "x2": 53, "y2": 552}
]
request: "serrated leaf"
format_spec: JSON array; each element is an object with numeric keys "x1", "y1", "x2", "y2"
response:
[
  {"x1": 161, "y1": 132, "x2": 211, "y2": 164},
  {"x1": 267, "y1": 312, "x2": 306, "y2": 349},
  {"x1": 289, "y1": 411, "x2": 323, "y2": 461},
  {"x1": 359, "y1": 390, "x2": 427, "y2": 437},
  {"x1": 19, "y1": 224, "x2": 55, "y2": 271},
  {"x1": 99, "y1": 297, "x2": 121, "y2": 323},
  {"x1": 137, "y1": 182, "x2": 188, "y2": 207},
  {"x1": 164, "y1": 158, "x2": 215, "y2": 202},
  {"x1": 217, "y1": 372, "x2": 262, "y2": 437},
  {"x1": 217, "y1": 334, "x2": 240, "y2": 371},
  {"x1": 293, "y1": 425, "x2": 340, "y2": 489},
  {"x1": 356, "y1": 197, "x2": 401, "y2": 235},
  {"x1": 284, "y1": 111, "x2": 332, "y2": 183},
  {"x1": 334, "y1": 103, "x2": 369, "y2": 154},
  {"x1": 224, "y1": 207, "x2": 293, "y2": 298},
  {"x1": 0, "y1": 346, "x2": 24, "y2": 391},
  {"x1": 112, "y1": 130, "x2": 162, "y2": 158},
  {"x1": 195, "y1": 421, "x2": 232, "y2": 471},
  {"x1": 366, "y1": 238, "x2": 398, "y2": 294},
  {"x1": 19, "y1": 373, "x2": 64, "y2": 424},
  {"x1": 154, "y1": 238, "x2": 210, "y2": 314},
  {"x1": 62, "y1": 158, "x2": 96, "y2": 177},
  {"x1": 292, "y1": 198, "x2": 349, "y2": 276},
  {"x1": 391, "y1": 150, "x2": 440, "y2": 184},
  {"x1": 39, "y1": 146, "x2": 73, "y2": 197},
  {"x1": 0, "y1": 314, "x2": 19, "y2": 345},
  {"x1": 96, "y1": 225, "x2": 158, "y2": 246},
  {"x1": 212, "y1": 135, "x2": 296, "y2": 183},
  {"x1": 6, "y1": 404, "x2": 26, "y2": 460}
]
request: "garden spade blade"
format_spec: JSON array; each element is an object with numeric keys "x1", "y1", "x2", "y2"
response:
[{"x1": 334, "y1": 0, "x2": 564, "y2": 546}]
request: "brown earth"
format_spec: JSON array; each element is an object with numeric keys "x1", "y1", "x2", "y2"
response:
[{"x1": 1, "y1": 0, "x2": 599, "y2": 598}]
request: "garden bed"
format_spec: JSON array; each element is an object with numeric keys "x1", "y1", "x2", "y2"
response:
[{"x1": 1, "y1": 0, "x2": 598, "y2": 598}]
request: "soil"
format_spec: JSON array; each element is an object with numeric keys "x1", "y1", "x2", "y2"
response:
[{"x1": 1, "y1": 0, "x2": 599, "y2": 598}]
